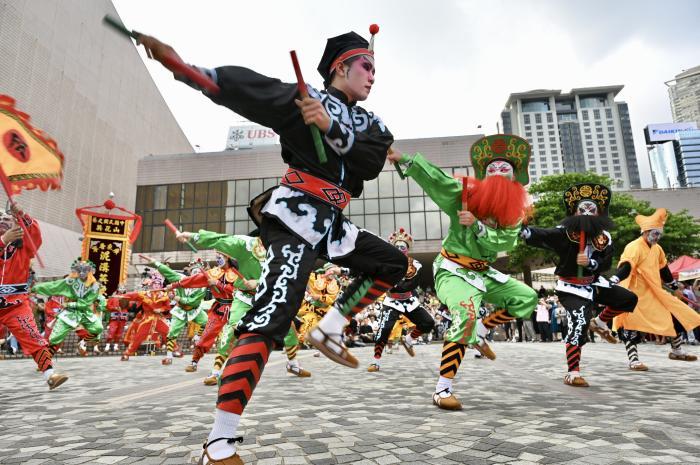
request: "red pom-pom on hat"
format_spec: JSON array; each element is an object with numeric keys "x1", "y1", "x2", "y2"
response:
[
  {"x1": 103, "y1": 199, "x2": 116, "y2": 210},
  {"x1": 369, "y1": 24, "x2": 379, "y2": 35}
]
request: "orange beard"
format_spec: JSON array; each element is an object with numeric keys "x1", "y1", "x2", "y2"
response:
[{"x1": 466, "y1": 175, "x2": 527, "y2": 228}]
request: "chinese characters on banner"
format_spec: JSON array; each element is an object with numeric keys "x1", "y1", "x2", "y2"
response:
[{"x1": 81, "y1": 215, "x2": 132, "y2": 295}]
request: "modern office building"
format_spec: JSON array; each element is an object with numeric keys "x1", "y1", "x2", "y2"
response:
[
  {"x1": 674, "y1": 129, "x2": 700, "y2": 187},
  {"x1": 0, "y1": 0, "x2": 192, "y2": 276},
  {"x1": 134, "y1": 135, "x2": 481, "y2": 286},
  {"x1": 666, "y1": 65, "x2": 700, "y2": 126},
  {"x1": 644, "y1": 122, "x2": 698, "y2": 188},
  {"x1": 502, "y1": 86, "x2": 641, "y2": 189}
]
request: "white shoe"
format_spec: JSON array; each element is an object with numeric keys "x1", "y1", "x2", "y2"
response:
[
  {"x1": 93, "y1": 345, "x2": 101, "y2": 354},
  {"x1": 113, "y1": 343, "x2": 119, "y2": 351}
]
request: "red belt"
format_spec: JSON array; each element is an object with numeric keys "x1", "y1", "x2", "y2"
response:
[
  {"x1": 281, "y1": 168, "x2": 350, "y2": 210},
  {"x1": 560, "y1": 276, "x2": 594, "y2": 285},
  {"x1": 388, "y1": 292, "x2": 413, "y2": 300}
]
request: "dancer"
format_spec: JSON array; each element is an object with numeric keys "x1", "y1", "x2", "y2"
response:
[
  {"x1": 613, "y1": 208, "x2": 700, "y2": 363},
  {"x1": 136, "y1": 25, "x2": 406, "y2": 462},
  {"x1": 103, "y1": 285, "x2": 129, "y2": 352},
  {"x1": 389, "y1": 134, "x2": 536, "y2": 410},
  {"x1": 117, "y1": 269, "x2": 171, "y2": 361},
  {"x1": 33, "y1": 259, "x2": 104, "y2": 359},
  {"x1": 0, "y1": 208, "x2": 67, "y2": 389},
  {"x1": 368, "y1": 228, "x2": 434, "y2": 372},
  {"x1": 144, "y1": 257, "x2": 209, "y2": 366},
  {"x1": 521, "y1": 183, "x2": 639, "y2": 385}
]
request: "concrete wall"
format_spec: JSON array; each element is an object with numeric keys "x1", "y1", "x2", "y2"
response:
[{"x1": 0, "y1": 0, "x2": 192, "y2": 276}]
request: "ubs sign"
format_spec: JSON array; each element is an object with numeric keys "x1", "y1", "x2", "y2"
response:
[{"x1": 226, "y1": 125, "x2": 279, "y2": 150}]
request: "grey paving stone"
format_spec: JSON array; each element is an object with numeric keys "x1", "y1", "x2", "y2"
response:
[{"x1": 1, "y1": 343, "x2": 698, "y2": 464}]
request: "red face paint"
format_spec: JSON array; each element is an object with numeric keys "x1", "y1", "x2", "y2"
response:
[{"x1": 343, "y1": 55, "x2": 375, "y2": 102}]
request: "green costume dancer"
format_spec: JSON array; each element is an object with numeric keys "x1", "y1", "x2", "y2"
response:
[
  {"x1": 390, "y1": 135, "x2": 537, "y2": 410},
  {"x1": 145, "y1": 257, "x2": 209, "y2": 365},
  {"x1": 33, "y1": 259, "x2": 104, "y2": 352}
]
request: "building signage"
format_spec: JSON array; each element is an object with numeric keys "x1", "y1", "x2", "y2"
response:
[
  {"x1": 226, "y1": 125, "x2": 279, "y2": 150},
  {"x1": 645, "y1": 122, "x2": 698, "y2": 144}
]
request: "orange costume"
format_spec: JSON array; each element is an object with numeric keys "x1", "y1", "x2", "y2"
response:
[
  {"x1": 120, "y1": 290, "x2": 171, "y2": 360},
  {"x1": 615, "y1": 209, "x2": 700, "y2": 337}
]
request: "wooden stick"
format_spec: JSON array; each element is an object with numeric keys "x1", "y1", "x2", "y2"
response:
[
  {"x1": 164, "y1": 218, "x2": 198, "y2": 253},
  {"x1": 290, "y1": 50, "x2": 327, "y2": 164},
  {"x1": 461, "y1": 176, "x2": 469, "y2": 211},
  {"x1": 102, "y1": 15, "x2": 220, "y2": 95}
]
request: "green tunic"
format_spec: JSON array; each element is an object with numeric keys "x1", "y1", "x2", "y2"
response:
[
  {"x1": 400, "y1": 153, "x2": 536, "y2": 344},
  {"x1": 33, "y1": 277, "x2": 104, "y2": 344},
  {"x1": 153, "y1": 261, "x2": 207, "y2": 321}
]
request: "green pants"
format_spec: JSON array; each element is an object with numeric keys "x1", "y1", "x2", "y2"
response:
[
  {"x1": 435, "y1": 269, "x2": 537, "y2": 345},
  {"x1": 49, "y1": 310, "x2": 104, "y2": 346},
  {"x1": 217, "y1": 298, "x2": 253, "y2": 358},
  {"x1": 283, "y1": 326, "x2": 298, "y2": 347},
  {"x1": 167, "y1": 308, "x2": 208, "y2": 340}
]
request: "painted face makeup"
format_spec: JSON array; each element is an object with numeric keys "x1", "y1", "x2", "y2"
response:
[
  {"x1": 645, "y1": 228, "x2": 663, "y2": 245},
  {"x1": 485, "y1": 160, "x2": 514, "y2": 179},
  {"x1": 341, "y1": 55, "x2": 375, "y2": 101},
  {"x1": 216, "y1": 254, "x2": 226, "y2": 268},
  {"x1": 576, "y1": 200, "x2": 598, "y2": 217},
  {"x1": 395, "y1": 241, "x2": 409, "y2": 255}
]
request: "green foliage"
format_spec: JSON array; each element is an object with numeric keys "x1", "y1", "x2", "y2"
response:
[{"x1": 509, "y1": 172, "x2": 700, "y2": 272}]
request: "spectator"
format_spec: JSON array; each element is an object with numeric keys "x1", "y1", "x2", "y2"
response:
[{"x1": 535, "y1": 299, "x2": 552, "y2": 342}]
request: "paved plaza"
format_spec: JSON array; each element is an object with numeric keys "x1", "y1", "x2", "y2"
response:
[{"x1": 1, "y1": 342, "x2": 699, "y2": 465}]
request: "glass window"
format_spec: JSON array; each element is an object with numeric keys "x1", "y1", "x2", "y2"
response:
[
  {"x1": 225, "y1": 222, "x2": 234, "y2": 234},
  {"x1": 440, "y1": 212, "x2": 451, "y2": 236},
  {"x1": 195, "y1": 182, "x2": 208, "y2": 207},
  {"x1": 580, "y1": 96, "x2": 607, "y2": 109},
  {"x1": 349, "y1": 200, "x2": 364, "y2": 215},
  {"x1": 395, "y1": 213, "x2": 410, "y2": 233},
  {"x1": 136, "y1": 187, "x2": 145, "y2": 211},
  {"x1": 166, "y1": 184, "x2": 182, "y2": 209},
  {"x1": 263, "y1": 177, "x2": 278, "y2": 191},
  {"x1": 153, "y1": 185, "x2": 167, "y2": 210},
  {"x1": 393, "y1": 172, "x2": 408, "y2": 196},
  {"x1": 365, "y1": 199, "x2": 379, "y2": 214},
  {"x1": 208, "y1": 207, "x2": 223, "y2": 223},
  {"x1": 410, "y1": 212, "x2": 426, "y2": 240},
  {"x1": 225, "y1": 207, "x2": 235, "y2": 222},
  {"x1": 225, "y1": 181, "x2": 236, "y2": 205},
  {"x1": 379, "y1": 214, "x2": 394, "y2": 239},
  {"x1": 546, "y1": 113, "x2": 553, "y2": 123},
  {"x1": 184, "y1": 183, "x2": 196, "y2": 208},
  {"x1": 523, "y1": 114, "x2": 531, "y2": 124},
  {"x1": 249, "y1": 179, "x2": 263, "y2": 199},
  {"x1": 363, "y1": 179, "x2": 378, "y2": 198},
  {"x1": 352, "y1": 215, "x2": 365, "y2": 229},
  {"x1": 235, "y1": 206, "x2": 248, "y2": 220},
  {"x1": 234, "y1": 221, "x2": 249, "y2": 235},
  {"x1": 407, "y1": 177, "x2": 422, "y2": 197},
  {"x1": 394, "y1": 197, "x2": 409, "y2": 213},
  {"x1": 208, "y1": 182, "x2": 223, "y2": 207},
  {"x1": 235, "y1": 180, "x2": 249, "y2": 205},
  {"x1": 180, "y1": 209, "x2": 194, "y2": 223},
  {"x1": 522, "y1": 100, "x2": 550, "y2": 112},
  {"x1": 379, "y1": 198, "x2": 394, "y2": 213},
  {"x1": 410, "y1": 197, "x2": 424, "y2": 212},
  {"x1": 535, "y1": 115, "x2": 542, "y2": 124},
  {"x1": 425, "y1": 197, "x2": 439, "y2": 211},
  {"x1": 426, "y1": 211, "x2": 441, "y2": 239},
  {"x1": 378, "y1": 172, "x2": 393, "y2": 197},
  {"x1": 151, "y1": 226, "x2": 165, "y2": 251},
  {"x1": 365, "y1": 214, "x2": 379, "y2": 234},
  {"x1": 194, "y1": 209, "x2": 207, "y2": 223}
]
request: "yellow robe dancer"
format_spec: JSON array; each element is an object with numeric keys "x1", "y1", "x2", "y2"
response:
[{"x1": 613, "y1": 208, "x2": 700, "y2": 362}]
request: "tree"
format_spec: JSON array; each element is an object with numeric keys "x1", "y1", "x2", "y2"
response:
[{"x1": 509, "y1": 172, "x2": 700, "y2": 286}]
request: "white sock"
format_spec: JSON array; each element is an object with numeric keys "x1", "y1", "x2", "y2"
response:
[
  {"x1": 435, "y1": 376, "x2": 453, "y2": 394},
  {"x1": 166, "y1": 351, "x2": 173, "y2": 358},
  {"x1": 317, "y1": 306, "x2": 348, "y2": 335},
  {"x1": 287, "y1": 359, "x2": 299, "y2": 369},
  {"x1": 568, "y1": 370, "x2": 581, "y2": 377},
  {"x1": 207, "y1": 409, "x2": 241, "y2": 459},
  {"x1": 672, "y1": 347, "x2": 685, "y2": 355},
  {"x1": 43, "y1": 368, "x2": 54, "y2": 380},
  {"x1": 372, "y1": 358, "x2": 381, "y2": 366},
  {"x1": 404, "y1": 334, "x2": 414, "y2": 345}
]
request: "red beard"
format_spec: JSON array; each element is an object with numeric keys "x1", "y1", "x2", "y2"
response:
[{"x1": 466, "y1": 175, "x2": 527, "y2": 228}]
